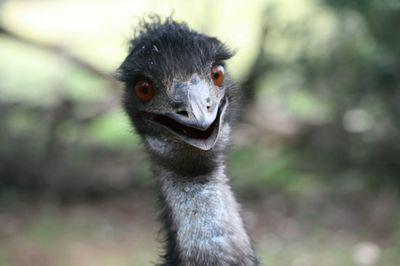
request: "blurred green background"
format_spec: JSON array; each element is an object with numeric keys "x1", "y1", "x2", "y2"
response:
[{"x1": 0, "y1": 0, "x2": 399, "y2": 265}]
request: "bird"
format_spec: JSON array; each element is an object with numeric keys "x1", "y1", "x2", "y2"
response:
[{"x1": 117, "y1": 17, "x2": 259, "y2": 266}]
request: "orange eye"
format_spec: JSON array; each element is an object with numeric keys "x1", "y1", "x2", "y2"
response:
[
  {"x1": 211, "y1": 65, "x2": 225, "y2": 87},
  {"x1": 134, "y1": 80, "x2": 155, "y2": 103}
]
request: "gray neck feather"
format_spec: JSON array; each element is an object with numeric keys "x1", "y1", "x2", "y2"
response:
[{"x1": 155, "y1": 164, "x2": 258, "y2": 265}]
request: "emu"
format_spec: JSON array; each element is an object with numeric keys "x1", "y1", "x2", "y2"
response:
[{"x1": 118, "y1": 18, "x2": 259, "y2": 266}]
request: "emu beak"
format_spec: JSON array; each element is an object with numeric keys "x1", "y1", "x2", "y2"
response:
[
  {"x1": 188, "y1": 88, "x2": 219, "y2": 130},
  {"x1": 152, "y1": 79, "x2": 228, "y2": 150}
]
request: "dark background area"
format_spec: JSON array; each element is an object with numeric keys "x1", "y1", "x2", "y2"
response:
[{"x1": 0, "y1": 0, "x2": 399, "y2": 265}]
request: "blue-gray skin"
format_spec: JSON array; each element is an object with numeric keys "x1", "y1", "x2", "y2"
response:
[{"x1": 118, "y1": 18, "x2": 259, "y2": 266}]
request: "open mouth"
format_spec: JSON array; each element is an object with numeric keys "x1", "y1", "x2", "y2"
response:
[
  {"x1": 149, "y1": 98, "x2": 228, "y2": 150},
  {"x1": 153, "y1": 113, "x2": 217, "y2": 140}
]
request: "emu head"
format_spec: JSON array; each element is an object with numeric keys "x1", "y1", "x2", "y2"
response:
[{"x1": 118, "y1": 19, "x2": 238, "y2": 175}]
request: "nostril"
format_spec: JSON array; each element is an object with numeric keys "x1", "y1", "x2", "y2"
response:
[
  {"x1": 206, "y1": 105, "x2": 211, "y2": 110},
  {"x1": 176, "y1": 110, "x2": 189, "y2": 117}
]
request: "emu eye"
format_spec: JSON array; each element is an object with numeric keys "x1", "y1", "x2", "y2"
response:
[
  {"x1": 134, "y1": 80, "x2": 155, "y2": 103},
  {"x1": 211, "y1": 65, "x2": 225, "y2": 87}
]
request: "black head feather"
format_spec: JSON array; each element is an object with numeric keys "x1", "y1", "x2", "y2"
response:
[{"x1": 118, "y1": 17, "x2": 233, "y2": 83}]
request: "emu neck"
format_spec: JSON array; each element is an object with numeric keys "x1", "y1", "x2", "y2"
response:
[{"x1": 156, "y1": 164, "x2": 257, "y2": 265}]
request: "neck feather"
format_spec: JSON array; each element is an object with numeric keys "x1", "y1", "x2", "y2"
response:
[{"x1": 155, "y1": 164, "x2": 258, "y2": 266}]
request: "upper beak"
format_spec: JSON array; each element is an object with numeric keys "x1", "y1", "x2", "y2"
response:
[
  {"x1": 188, "y1": 87, "x2": 219, "y2": 130},
  {"x1": 168, "y1": 78, "x2": 219, "y2": 130}
]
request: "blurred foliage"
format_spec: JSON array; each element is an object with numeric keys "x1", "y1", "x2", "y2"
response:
[
  {"x1": 294, "y1": 0, "x2": 400, "y2": 184},
  {"x1": 236, "y1": 0, "x2": 400, "y2": 189}
]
